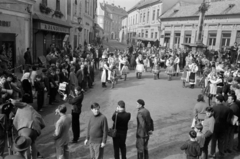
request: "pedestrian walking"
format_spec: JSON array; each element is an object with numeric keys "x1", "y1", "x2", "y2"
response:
[
  {"x1": 24, "y1": 48, "x2": 32, "y2": 68},
  {"x1": 84, "y1": 103, "x2": 108, "y2": 159},
  {"x1": 112, "y1": 101, "x2": 131, "y2": 159},
  {"x1": 54, "y1": 104, "x2": 72, "y2": 159},
  {"x1": 136, "y1": 99, "x2": 154, "y2": 159},
  {"x1": 68, "y1": 86, "x2": 84, "y2": 143}
]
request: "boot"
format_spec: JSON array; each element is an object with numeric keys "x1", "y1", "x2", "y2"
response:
[
  {"x1": 157, "y1": 73, "x2": 160, "y2": 79},
  {"x1": 139, "y1": 73, "x2": 142, "y2": 79},
  {"x1": 136, "y1": 73, "x2": 139, "y2": 79}
]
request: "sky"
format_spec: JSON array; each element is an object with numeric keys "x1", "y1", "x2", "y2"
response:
[{"x1": 105, "y1": 0, "x2": 140, "y2": 10}]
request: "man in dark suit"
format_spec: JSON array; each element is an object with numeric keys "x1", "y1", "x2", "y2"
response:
[
  {"x1": 210, "y1": 95, "x2": 231, "y2": 158},
  {"x1": 136, "y1": 99, "x2": 154, "y2": 159},
  {"x1": 112, "y1": 101, "x2": 131, "y2": 159}
]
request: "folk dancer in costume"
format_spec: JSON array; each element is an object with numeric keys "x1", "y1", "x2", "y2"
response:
[
  {"x1": 143, "y1": 56, "x2": 150, "y2": 72},
  {"x1": 121, "y1": 56, "x2": 130, "y2": 81},
  {"x1": 118, "y1": 54, "x2": 125, "y2": 79},
  {"x1": 174, "y1": 54, "x2": 180, "y2": 76},
  {"x1": 181, "y1": 65, "x2": 189, "y2": 88},
  {"x1": 152, "y1": 55, "x2": 161, "y2": 80},
  {"x1": 101, "y1": 58, "x2": 110, "y2": 88},
  {"x1": 110, "y1": 65, "x2": 118, "y2": 89},
  {"x1": 135, "y1": 54, "x2": 145, "y2": 79},
  {"x1": 207, "y1": 66, "x2": 218, "y2": 106},
  {"x1": 166, "y1": 56, "x2": 174, "y2": 81},
  {"x1": 188, "y1": 61, "x2": 199, "y2": 89}
]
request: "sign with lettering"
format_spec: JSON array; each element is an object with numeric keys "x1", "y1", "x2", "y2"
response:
[
  {"x1": 0, "y1": 20, "x2": 11, "y2": 27},
  {"x1": 40, "y1": 23, "x2": 70, "y2": 33}
]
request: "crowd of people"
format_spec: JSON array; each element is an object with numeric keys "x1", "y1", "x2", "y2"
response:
[{"x1": 1, "y1": 38, "x2": 240, "y2": 159}]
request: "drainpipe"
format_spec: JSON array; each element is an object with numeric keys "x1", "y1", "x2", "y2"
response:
[{"x1": 27, "y1": 4, "x2": 33, "y2": 63}]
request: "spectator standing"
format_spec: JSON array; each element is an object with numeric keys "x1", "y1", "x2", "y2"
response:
[
  {"x1": 69, "y1": 67, "x2": 78, "y2": 96},
  {"x1": 210, "y1": 95, "x2": 231, "y2": 158},
  {"x1": 21, "y1": 72, "x2": 33, "y2": 103},
  {"x1": 84, "y1": 103, "x2": 108, "y2": 159},
  {"x1": 225, "y1": 94, "x2": 239, "y2": 153},
  {"x1": 54, "y1": 104, "x2": 72, "y2": 159},
  {"x1": 180, "y1": 130, "x2": 201, "y2": 159},
  {"x1": 34, "y1": 75, "x2": 45, "y2": 112},
  {"x1": 191, "y1": 94, "x2": 208, "y2": 128},
  {"x1": 112, "y1": 101, "x2": 131, "y2": 159},
  {"x1": 136, "y1": 99, "x2": 154, "y2": 159},
  {"x1": 69, "y1": 86, "x2": 84, "y2": 143},
  {"x1": 24, "y1": 48, "x2": 32, "y2": 66}
]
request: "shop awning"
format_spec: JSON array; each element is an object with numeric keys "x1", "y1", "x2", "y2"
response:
[{"x1": 33, "y1": 13, "x2": 72, "y2": 28}]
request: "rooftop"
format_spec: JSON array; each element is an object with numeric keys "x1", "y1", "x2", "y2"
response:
[
  {"x1": 161, "y1": 0, "x2": 240, "y2": 19},
  {"x1": 104, "y1": 3, "x2": 127, "y2": 16}
]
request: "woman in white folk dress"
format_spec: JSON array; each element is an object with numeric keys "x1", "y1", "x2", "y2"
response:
[
  {"x1": 101, "y1": 58, "x2": 110, "y2": 88},
  {"x1": 135, "y1": 54, "x2": 145, "y2": 79}
]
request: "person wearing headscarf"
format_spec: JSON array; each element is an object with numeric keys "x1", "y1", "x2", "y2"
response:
[
  {"x1": 166, "y1": 56, "x2": 174, "y2": 81},
  {"x1": 101, "y1": 58, "x2": 110, "y2": 88},
  {"x1": 188, "y1": 60, "x2": 199, "y2": 89},
  {"x1": 135, "y1": 54, "x2": 145, "y2": 79},
  {"x1": 21, "y1": 72, "x2": 33, "y2": 103}
]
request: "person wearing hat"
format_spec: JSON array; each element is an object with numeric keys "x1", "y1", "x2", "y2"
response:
[
  {"x1": 136, "y1": 99, "x2": 154, "y2": 159},
  {"x1": 210, "y1": 94, "x2": 231, "y2": 158},
  {"x1": 181, "y1": 130, "x2": 201, "y2": 159},
  {"x1": 9, "y1": 98, "x2": 45, "y2": 159},
  {"x1": 4, "y1": 136, "x2": 31, "y2": 159},
  {"x1": 191, "y1": 94, "x2": 208, "y2": 128}
]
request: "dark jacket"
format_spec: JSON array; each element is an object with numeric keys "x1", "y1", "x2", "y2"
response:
[
  {"x1": 69, "y1": 92, "x2": 84, "y2": 113},
  {"x1": 212, "y1": 103, "x2": 231, "y2": 133},
  {"x1": 136, "y1": 107, "x2": 154, "y2": 138},
  {"x1": 112, "y1": 111, "x2": 131, "y2": 133},
  {"x1": 24, "y1": 51, "x2": 32, "y2": 64}
]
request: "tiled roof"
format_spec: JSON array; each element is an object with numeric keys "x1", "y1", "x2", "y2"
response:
[
  {"x1": 161, "y1": 0, "x2": 240, "y2": 19},
  {"x1": 138, "y1": 0, "x2": 162, "y2": 9},
  {"x1": 104, "y1": 3, "x2": 127, "y2": 16}
]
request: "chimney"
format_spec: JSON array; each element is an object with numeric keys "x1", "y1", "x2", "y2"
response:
[
  {"x1": 124, "y1": 7, "x2": 126, "y2": 10},
  {"x1": 118, "y1": 5, "x2": 120, "y2": 8},
  {"x1": 112, "y1": 3, "x2": 114, "y2": 6}
]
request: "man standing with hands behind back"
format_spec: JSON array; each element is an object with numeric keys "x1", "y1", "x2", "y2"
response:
[
  {"x1": 84, "y1": 103, "x2": 108, "y2": 159},
  {"x1": 136, "y1": 99, "x2": 154, "y2": 159}
]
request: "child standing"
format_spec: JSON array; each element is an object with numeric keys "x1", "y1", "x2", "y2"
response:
[
  {"x1": 110, "y1": 65, "x2": 117, "y2": 89},
  {"x1": 181, "y1": 130, "x2": 201, "y2": 159},
  {"x1": 121, "y1": 56, "x2": 130, "y2": 81},
  {"x1": 34, "y1": 75, "x2": 45, "y2": 111}
]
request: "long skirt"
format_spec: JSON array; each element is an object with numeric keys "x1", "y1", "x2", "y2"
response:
[
  {"x1": 166, "y1": 66, "x2": 174, "y2": 75},
  {"x1": 136, "y1": 64, "x2": 145, "y2": 73},
  {"x1": 189, "y1": 72, "x2": 196, "y2": 85},
  {"x1": 121, "y1": 66, "x2": 129, "y2": 75}
]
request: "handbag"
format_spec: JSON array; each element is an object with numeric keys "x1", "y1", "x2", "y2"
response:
[{"x1": 108, "y1": 113, "x2": 118, "y2": 138}]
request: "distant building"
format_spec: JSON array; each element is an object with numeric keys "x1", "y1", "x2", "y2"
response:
[
  {"x1": 97, "y1": 1, "x2": 127, "y2": 40},
  {"x1": 0, "y1": 0, "x2": 35, "y2": 68},
  {"x1": 160, "y1": 0, "x2": 240, "y2": 50}
]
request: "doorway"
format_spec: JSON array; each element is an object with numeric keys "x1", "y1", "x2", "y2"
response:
[{"x1": 0, "y1": 33, "x2": 16, "y2": 71}]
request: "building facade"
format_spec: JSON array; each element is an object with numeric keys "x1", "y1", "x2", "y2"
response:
[
  {"x1": 124, "y1": 0, "x2": 179, "y2": 46},
  {"x1": 68, "y1": 0, "x2": 84, "y2": 50},
  {"x1": 120, "y1": 15, "x2": 128, "y2": 43},
  {"x1": 97, "y1": 1, "x2": 127, "y2": 40},
  {"x1": 82, "y1": 0, "x2": 97, "y2": 44},
  {"x1": 33, "y1": 0, "x2": 71, "y2": 60},
  {"x1": 160, "y1": 0, "x2": 240, "y2": 50},
  {"x1": 97, "y1": 1, "x2": 112, "y2": 40},
  {"x1": 0, "y1": 0, "x2": 35, "y2": 69}
]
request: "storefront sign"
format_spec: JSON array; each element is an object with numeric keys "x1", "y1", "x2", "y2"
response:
[
  {"x1": 40, "y1": 23, "x2": 70, "y2": 33},
  {"x1": 0, "y1": 20, "x2": 11, "y2": 27}
]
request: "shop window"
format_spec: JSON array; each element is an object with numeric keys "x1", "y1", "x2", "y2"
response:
[
  {"x1": 221, "y1": 32, "x2": 231, "y2": 47},
  {"x1": 152, "y1": 10, "x2": 155, "y2": 21},
  {"x1": 42, "y1": 0, "x2": 47, "y2": 6},
  {"x1": 142, "y1": 30, "x2": 144, "y2": 37},
  {"x1": 157, "y1": 9, "x2": 160, "y2": 20},
  {"x1": 151, "y1": 32, "x2": 154, "y2": 38},
  {"x1": 145, "y1": 30, "x2": 148, "y2": 38},
  {"x1": 56, "y1": 0, "x2": 60, "y2": 11},
  {"x1": 164, "y1": 33, "x2": 170, "y2": 47},
  {"x1": 236, "y1": 31, "x2": 240, "y2": 44},
  {"x1": 184, "y1": 33, "x2": 191, "y2": 43},
  {"x1": 208, "y1": 33, "x2": 217, "y2": 46}
]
